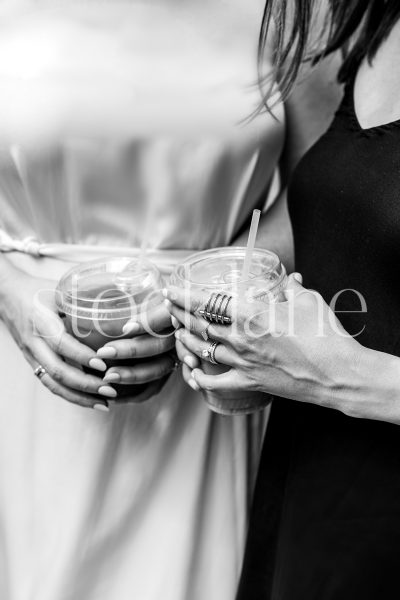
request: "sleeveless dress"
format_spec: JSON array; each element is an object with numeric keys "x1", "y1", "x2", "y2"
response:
[
  {"x1": 0, "y1": 2, "x2": 285, "y2": 600},
  {"x1": 237, "y1": 74, "x2": 400, "y2": 599}
]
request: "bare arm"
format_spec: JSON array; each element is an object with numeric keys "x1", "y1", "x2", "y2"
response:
[{"x1": 234, "y1": 52, "x2": 343, "y2": 273}]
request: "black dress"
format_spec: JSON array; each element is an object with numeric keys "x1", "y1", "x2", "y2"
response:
[{"x1": 237, "y1": 77, "x2": 400, "y2": 599}]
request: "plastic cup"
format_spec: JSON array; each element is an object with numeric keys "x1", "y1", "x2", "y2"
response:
[
  {"x1": 56, "y1": 256, "x2": 164, "y2": 398},
  {"x1": 170, "y1": 247, "x2": 287, "y2": 415}
]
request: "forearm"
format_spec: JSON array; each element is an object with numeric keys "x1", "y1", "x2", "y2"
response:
[
  {"x1": 233, "y1": 189, "x2": 294, "y2": 273},
  {"x1": 0, "y1": 253, "x2": 20, "y2": 302},
  {"x1": 325, "y1": 346, "x2": 400, "y2": 426},
  {"x1": 0, "y1": 254, "x2": 29, "y2": 324}
]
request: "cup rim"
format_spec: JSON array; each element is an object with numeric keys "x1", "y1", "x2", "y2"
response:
[
  {"x1": 173, "y1": 246, "x2": 284, "y2": 290},
  {"x1": 56, "y1": 255, "x2": 162, "y2": 317}
]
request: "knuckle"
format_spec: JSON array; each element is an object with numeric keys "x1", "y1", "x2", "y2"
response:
[
  {"x1": 79, "y1": 379, "x2": 92, "y2": 393},
  {"x1": 231, "y1": 333, "x2": 245, "y2": 352},
  {"x1": 45, "y1": 379, "x2": 60, "y2": 396},
  {"x1": 19, "y1": 338, "x2": 31, "y2": 356},
  {"x1": 127, "y1": 370, "x2": 136, "y2": 383},
  {"x1": 157, "y1": 338, "x2": 168, "y2": 353},
  {"x1": 193, "y1": 299, "x2": 203, "y2": 314},
  {"x1": 54, "y1": 332, "x2": 65, "y2": 354},
  {"x1": 157, "y1": 361, "x2": 169, "y2": 378},
  {"x1": 202, "y1": 380, "x2": 214, "y2": 392},
  {"x1": 51, "y1": 365, "x2": 64, "y2": 383}
]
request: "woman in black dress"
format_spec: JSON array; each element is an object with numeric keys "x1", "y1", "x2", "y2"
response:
[{"x1": 165, "y1": 1, "x2": 400, "y2": 598}]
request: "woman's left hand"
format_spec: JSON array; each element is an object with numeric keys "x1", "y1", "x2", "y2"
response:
[{"x1": 164, "y1": 274, "x2": 374, "y2": 415}]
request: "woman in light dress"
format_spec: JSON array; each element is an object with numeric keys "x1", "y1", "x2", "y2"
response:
[{"x1": 0, "y1": 1, "x2": 285, "y2": 599}]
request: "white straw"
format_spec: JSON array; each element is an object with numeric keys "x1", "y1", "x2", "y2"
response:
[
  {"x1": 241, "y1": 209, "x2": 261, "y2": 281},
  {"x1": 139, "y1": 143, "x2": 166, "y2": 264},
  {"x1": 139, "y1": 210, "x2": 152, "y2": 264}
]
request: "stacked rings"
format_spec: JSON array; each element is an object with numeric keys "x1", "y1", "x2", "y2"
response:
[
  {"x1": 201, "y1": 341, "x2": 220, "y2": 365},
  {"x1": 199, "y1": 292, "x2": 232, "y2": 325}
]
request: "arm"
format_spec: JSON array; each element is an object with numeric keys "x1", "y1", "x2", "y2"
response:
[
  {"x1": 234, "y1": 52, "x2": 344, "y2": 273},
  {"x1": 166, "y1": 274, "x2": 400, "y2": 426}
]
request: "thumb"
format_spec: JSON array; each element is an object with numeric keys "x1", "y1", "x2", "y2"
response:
[
  {"x1": 291, "y1": 272, "x2": 303, "y2": 284},
  {"x1": 284, "y1": 272, "x2": 304, "y2": 298}
]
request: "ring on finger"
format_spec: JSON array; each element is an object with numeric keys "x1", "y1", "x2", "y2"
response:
[
  {"x1": 200, "y1": 292, "x2": 233, "y2": 325},
  {"x1": 34, "y1": 365, "x2": 47, "y2": 380},
  {"x1": 201, "y1": 341, "x2": 219, "y2": 365},
  {"x1": 201, "y1": 323, "x2": 212, "y2": 341}
]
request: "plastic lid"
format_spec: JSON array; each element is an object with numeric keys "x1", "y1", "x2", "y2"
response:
[
  {"x1": 173, "y1": 247, "x2": 285, "y2": 291},
  {"x1": 56, "y1": 256, "x2": 162, "y2": 319}
]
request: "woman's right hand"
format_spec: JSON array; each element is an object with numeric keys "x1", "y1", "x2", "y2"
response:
[{"x1": 0, "y1": 262, "x2": 116, "y2": 411}]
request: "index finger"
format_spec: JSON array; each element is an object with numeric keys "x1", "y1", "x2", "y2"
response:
[
  {"x1": 122, "y1": 302, "x2": 172, "y2": 337},
  {"x1": 35, "y1": 311, "x2": 107, "y2": 373},
  {"x1": 162, "y1": 286, "x2": 205, "y2": 316}
]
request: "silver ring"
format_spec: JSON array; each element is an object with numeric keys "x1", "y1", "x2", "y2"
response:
[
  {"x1": 201, "y1": 341, "x2": 219, "y2": 365},
  {"x1": 201, "y1": 323, "x2": 212, "y2": 341},
  {"x1": 34, "y1": 365, "x2": 47, "y2": 380},
  {"x1": 209, "y1": 342, "x2": 219, "y2": 365},
  {"x1": 200, "y1": 293, "x2": 233, "y2": 325}
]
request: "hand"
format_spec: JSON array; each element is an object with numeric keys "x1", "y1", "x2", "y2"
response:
[
  {"x1": 0, "y1": 265, "x2": 117, "y2": 410},
  {"x1": 164, "y1": 275, "x2": 370, "y2": 415},
  {"x1": 96, "y1": 302, "x2": 177, "y2": 401}
]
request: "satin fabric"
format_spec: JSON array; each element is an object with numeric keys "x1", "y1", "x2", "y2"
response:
[{"x1": 0, "y1": 2, "x2": 285, "y2": 599}]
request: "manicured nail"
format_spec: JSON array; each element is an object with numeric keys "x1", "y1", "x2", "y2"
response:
[
  {"x1": 175, "y1": 329, "x2": 182, "y2": 340},
  {"x1": 97, "y1": 346, "x2": 117, "y2": 359},
  {"x1": 93, "y1": 403, "x2": 109, "y2": 412},
  {"x1": 185, "y1": 355, "x2": 197, "y2": 369},
  {"x1": 103, "y1": 372, "x2": 121, "y2": 383},
  {"x1": 162, "y1": 288, "x2": 168, "y2": 298},
  {"x1": 98, "y1": 386, "x2": 117, "y2": 398},
  {"x1": 164, "y1": 299, "x2": 172, "y2": 310},
  {"x1": 293, "y1": 272, "x2": 303, "y2": 283},
  {"x1": 122, "y1": 322, "x2": 140, "y2": 335},
  {"x1": 89, "y1": 357, "x2": 107, "y2": 372},
  {"x1": 188, "y1": 378, "x2": 200, "y2": 392},
  {"x1": 171, "y1": 316, "x2": 179, "y2": 329}
]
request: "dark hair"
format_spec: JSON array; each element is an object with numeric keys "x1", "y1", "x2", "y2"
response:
[{"x1": 259, "y1": 0, "x2": 400, "y2": 106}]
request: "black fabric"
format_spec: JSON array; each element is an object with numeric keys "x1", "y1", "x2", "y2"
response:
[{"x1": 237, "y1": 79, "x2": 400, "y2": 600}]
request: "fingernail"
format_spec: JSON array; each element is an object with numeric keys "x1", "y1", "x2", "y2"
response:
[
  {"x1": 97, "y1": 347, "x2": 117, "y2": 359},
  {"x1": 89, "y1": 358, "x2": 107, "y2": 372},
  {"x1": 93, "y1": 403, "x2": 110, "y2": 412},
  {"x1": 123, "y1": 322, "x2": 140, "y2": 335},
  {"x1": 98, "y1": 386, "x2": 117, "y2": 398},
  {"x1": 175, "y1": 329, "x2": 182, "y2": 340},
  {"x1": 103, "y1": 372, "x2": 121, "y2": 383},
  {"x1": 164, "y1": 299, "x2": 172, "y2": 310},
  {"x1": 293, "y1": 272, "x2": 303, "y2": 283},
  {"x1": 162, "y1": 288, "x2": 168, "y2": 298},
  {"x1": 185, "y1": 355, "x2": 197, "y2": 369},
  {"x1": 188, "y1": 378, "x2": 200, "y2": 392},
  {"x1": 171, "y1": 316, "x2": 179, "y2": 329}
]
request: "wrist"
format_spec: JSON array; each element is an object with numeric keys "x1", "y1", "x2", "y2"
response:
[
  {"x1": 0, "y1": 256, "x2": 25, "y2": 302},
  {"x1": 337, "y1": 346, "x2": 400, "y2": 425}
]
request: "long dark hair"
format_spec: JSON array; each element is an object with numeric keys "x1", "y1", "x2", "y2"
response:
[{"x1": 259, "y1": 0, "x2": 400, "y2": 105}]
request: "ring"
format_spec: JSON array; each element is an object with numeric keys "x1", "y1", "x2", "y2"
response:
[
  {"x1": 201, "y1": 341, "x2": 219, "y2": 365},
  {"x1": 200, "y1": 293, "x2": 233, "y2": 325},
  {"x1": 201, "y1": 323, "x2": 212, "y2": 341},
  {"x1": 34, "y1": 365, "x2": 47, "y2": 380}
]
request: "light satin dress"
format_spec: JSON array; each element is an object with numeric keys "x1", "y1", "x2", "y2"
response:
[{"x1": 0, "y1": 2, "x2": 285, "y2": 599}]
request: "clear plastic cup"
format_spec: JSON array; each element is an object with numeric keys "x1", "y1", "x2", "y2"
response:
[
  {"x1": 56, "y1": 256, "x2": 164, "y2": 397},
  {"x1": 171, "y1": 247, "x2": 287, "y2": 415}
]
